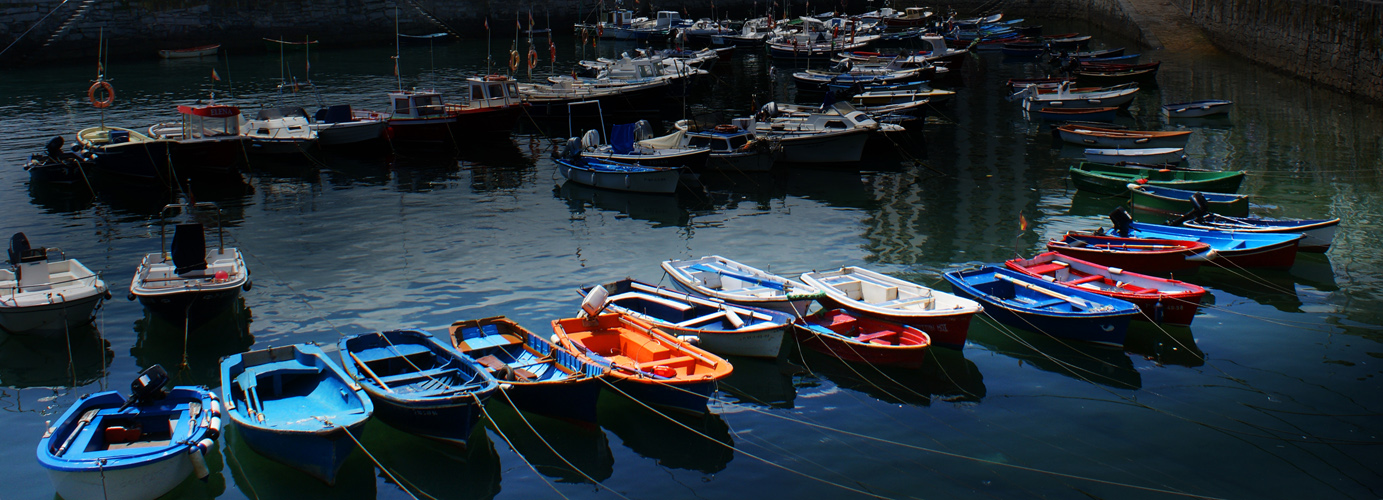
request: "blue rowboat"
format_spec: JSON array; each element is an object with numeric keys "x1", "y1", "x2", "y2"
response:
[
  {"x1": 1108, "y1": 212, "x2": 1304, "y2": 268},
  {"x1": 220, "y1": 344, "x2": 372, "y2": 485},
  {"x1": 1128, "y1": 183, "x2": 1250, "y2": 217},
  {"x1": 943, "y1": 266, "x2": 1140, "y2": 347},
  {"x1": 448, "y1": 317, "x2": 606, "y2": 423},
  {"x1": 38, "y1": 365, "x2": 222, "y2": 500},
  {"x1": 581, "y1": 278, "x2": 795, "y2": 358},
  {"x1": 339, "y1": 330, "x2": 498, "y2": 446},
  {"x1": 1181, "y1": 214, "x2": 1339, "y2": 253}
]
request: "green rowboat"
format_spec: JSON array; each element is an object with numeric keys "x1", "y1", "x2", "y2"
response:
[{"x1": 1070, "y1": 162, "x2": 1244, "y2": 196}]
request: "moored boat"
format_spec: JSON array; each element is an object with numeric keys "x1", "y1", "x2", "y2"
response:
[
  {"x1": 1055, "y1": 123, "x2": 1191, "y2": 148},
  {"x1": 749, "y1": 101, "x2": 883, "y2": 163},
  {"x1": 1046, "y1": 232, "x2": 1216, "y2": 274},
  {"x1": 1110, "y1": 217, "x2": 1304, "y2": 269},
  {"x1": 240, "y1": 107, "x2": 318, "y2": 155},
  {"x1": 577, "y1": 121, "x2": 711, "y2": 170},
  {"x1": 1180, "y1": 214, "x2": 1339, "y2": 253},
  {"x1": 1129, "y1": 183, "x2": 1250, "y2": 217},
  {"x1": 24, "y1": 136, "x2": 92, "y2": 185},
  {"x1": 553, "y1": 311, "x2": 732, "y2": 414},
  {"x1": 148, "y1": 102, "x2": 249, "y2": 175},
  {"x1": 75, "y1": 126, "x2": 174, "y2": 182},
  {"x1": 37, "y1": 365, "x2": 222, "y2": 500},
  {"x1": 1070, "y1": 162, "x2": 1244, "y2": 195},
  {"x1": 339, "y1": 329, "x2": 498, "y2": 446},
  {"x1": 2, "y1": 232, "x2": 109, "y2": 334},
  {"x1": 554, "y1": 137, "x2": 684, "y2": 194},
  {"x1": 1005, "y1": 252, "x2": 1207, "y2": 325},
  {"x1": 661, "y1": 255, "x2": 823, "y2": 315},
  {"x1": 943, "y1": 266, "x2": 1140, "y2": 347},
  {"x1": 799, "y1": 266, "x2": 983, "y2": 349},
  {"x1": 1038, "y1": 106, "x2": 1117, "y2": 122},
  {"x1": 309, "y1": 105, "x2": 389, "y2": 146},
  {"x1": 1162, "y1": 100, "x2": 1233, "y2": 118},
  {"x1": 447, "y1": 75, "x2": 528, "y2": 137},
  {"x1": 795, "y1": 309, "x2": 932, "y2": 367},
  {"x1": 672, "y1": 120, "x2": 778, "y2": 172},
  {"x1": 448, "y1": 316, "x2": 607, "y2": 423},
  {"x1": 128, "y1": 202, "x2": 251, "y2": 321},
  {"x1": 1083, "y1": 147, "x2": 1186, "y2": 166},
  {"x1": 157, "y1": 43, "x2": 219, "y2": 59},
  {"x1": 1008, "y1": 81, "x2": 1139, "y2": 111},
  {"x1": 581, "y1": 278, "x2": 795, "y2": 358},
  {"x1": 220, "y1": 344, "x2": 372, "y2": 484}
]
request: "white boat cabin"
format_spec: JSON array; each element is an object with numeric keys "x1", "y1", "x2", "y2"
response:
[
  {"x1": 155, "y1": 104, "x2": 241, "y2": 140},
  {"x1": 653, "y1": 11, "x2": 686, "y2": 30},
  {"x1": 463, "y1": 76, "x2": 521, "y2": 109},
  {"x1": 389, "y1": 90, "x2": 448, "y2": 119}
]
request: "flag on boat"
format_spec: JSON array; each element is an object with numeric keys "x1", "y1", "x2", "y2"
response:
[
  {"x1": 484, "y1": 17, "x2": 489, "y2": 30},
  {"x1": 211, "y1": 69, "x2": 220, "y2": 81},
  {"x1": 1019, "y1": 212, "x2": 1028, "y2": 231}
]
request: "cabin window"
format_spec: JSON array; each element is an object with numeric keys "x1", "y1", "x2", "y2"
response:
[
  {"x1": 471, "y1": 85, "x2": 485, "y2": 101},
  {"x1": 394, "y1": 98, "x2": 410, "y2": 114},
  {"x1": 415, "y1": 95, "x2": 441, "y2": 116},
  {"x1": 487, "y1": 83, "x2": 505, "y2": 100},
  {"x1": 727, "y1": 135, "x2": 749, "y2": 149},
  {"x1": 687, "y1": 136, "x2": 711, "y2": 148},
  {"x1": 639, "y1": 65, "x2": 655, "y2": 78},
  {"x1": 824, "y1": 120, "x2": 847, "y2": 129}
]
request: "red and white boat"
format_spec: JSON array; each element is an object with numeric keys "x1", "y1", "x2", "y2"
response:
[
  {"x1": 148, "y1": 102, "x2": 249, "y2": 175},
  {"x1": 795, "y1": 309, "x2": 932, "y2": 368},
  {"x1": 1046, "y1": 232, "x2": 1216, "y2": 274},
  {"x1": 157, "y1": 44, "x2": 219, "y2": 59},
  {"x1": 446, "y1": 75, "x2": 528, "y2": 136},
  {"x1": 799, "y1": 266, "x2": 982, "y2": 349},
  {"x1": 1005, "y1": 252, "x2": 1206, "y2": 326}
]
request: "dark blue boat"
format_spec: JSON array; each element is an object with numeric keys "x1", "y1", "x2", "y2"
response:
[
  {"x1": 943, "y1": 266, "x2": 1140, "y2": 346},
  {"x1": 339, "y1": 330, "x2": 499, "y2": 445},
  {"x1": 448, "y1": 317, "x2": 606, "y2": 423},
  {"x1": 220, "y1": 344, "x2": 372, "y2": 485}
]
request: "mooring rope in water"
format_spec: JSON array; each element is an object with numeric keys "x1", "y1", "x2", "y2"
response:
[
  {"x1": 475, "y1": 394, "x2": 573, "y2": 500},
  {"x1": 316, "y1": 416, "x2": 423, "y2": 500},
  {"x1": 492, "y1": 388, "x2": 632, "y2": 499},
  {"x1": 222, "y1": 436, "x2": 263, "y2": 500}
]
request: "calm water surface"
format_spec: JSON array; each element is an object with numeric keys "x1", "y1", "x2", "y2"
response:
[{"x1": 1, "y1": 19, "x2": 1381, "y2": 499}]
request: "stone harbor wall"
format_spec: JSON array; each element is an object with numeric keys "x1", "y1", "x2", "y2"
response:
[{"x1": 1187, "y1": 0, "x2": 1383, "y2": 102}]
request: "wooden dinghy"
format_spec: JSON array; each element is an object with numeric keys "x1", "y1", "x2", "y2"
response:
[
  {"x1": 157, "y1": 43, "x2": 219, "y2": 59},
  {"x1": 1182, "y1": 214, "x2": 1339, "y2": 253},
  {"x1": 1006, "y1": 252, "x2": 1207, "y2": 325},
  {"x1": 1038, "y1": 106, "x2": 1117, "y2": 122},
  {"x1": 582, "y1": 279, "x2": 795, "y2": 358},
  {"x1": 662, "y1": 255, "x2": 823, "y2": 315},
  {"x1": 448, "y1": 316, "x2": 607, "y2": 423},
  {"x1": 1047, "y1": 232, "x2": 1216, "y2": 274},
  {"x1": 339, "y1": 330, "x2": 498, "y2": 446},
  {"x1": 1113, "y1": 219, "x2": 1303, "y2": 269},
  {"x1": 795, "y1": 309, "x2": 932, "y2": 368},
  {"x1": 1162, "y1": 100, "x2": 1233, "y2": 118},
  {"x1": 943, "y1": 266, "x2": 1140, "y2": 346},
  {"x1": 220, "y1": 344, "x2": 372, "y2": 485},
  {"x1": 553, "y1": 311, "x2": 732, "y2": 414},
  {"x1": 799, "y1": 266, "x2": 982, "y2": 349},
  {"x1": 1083, "y1": 147, "x2": 1185, "y2": 166},
  {"x1": 1069, "y1": 162, "x2": 1244, "y2": 196},
  {"x1": 1129, "y1": 184, "x2": 1249, "y2": 217},
  {"x1": 1055, "y1": 124, "x2": 1191, "y2": 149}
]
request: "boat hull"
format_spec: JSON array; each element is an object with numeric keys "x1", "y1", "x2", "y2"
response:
[
  {"x1": 1048, "y1": 237, "x2": 1210, "y2": 274},
  {"x1": 1130, "y1": 186, "x2": 1249, "y2": 217},
  {"x1": 556, "y1": 160, "x2": 681, "y2": 194},
  {"x1": 501, "y1": 377, "x2": 605, "y2": 423},
  {"x1": 235, "y1": 420, "x2": 363, "y2": 484},
  {"x1": 773, "y1": 127, "x2": 872, "y2": 163},
  {"x1": 0, "y1": 292, "x2": 105, "y2": 334},
  {"x1": 367, "y1": 392, "x2": 482, "y2": 446},
  {"x1": 944, "y1": 268, "x2": 1136, "y2": 346},
  {"x1": 1125, "y1": 222, "x2": 1303, "y2": 269},
  {"x1": 1163, "y1": 101, "x2": 1232, "y2": 118},
  {"x1": 314, "y1": 120, "x2": 388, "y2": 146},
  {"x1": 1070, "y1": 164, "x2": 1244, "y2": 195},
  {"x1": 1083, "y1": 147, "x2": 1185, "y2": 166},
  {"x1": 814, "y1": 295, "x2": 973, "y2": 349},
  {"x1": 1005, "y1": 253, "x2": 1206, "y2": 326},
  {"x1": 47, "y1": 453, "x2": 196, "y2": 500}
]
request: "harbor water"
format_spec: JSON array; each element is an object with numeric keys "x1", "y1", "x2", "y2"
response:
[{"x1": 1, "y1": 19, "x2": 1381, "y2": 499}]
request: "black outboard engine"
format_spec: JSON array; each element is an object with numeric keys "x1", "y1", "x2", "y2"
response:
[
  {"x1": 553, "y1": 137, "x2": 581, "y2": 160},
  {"x1": 45, "y1": 136, "x2": 65, "y2": 157},
  {"x1": 1109, "y1": 207, "x2": 1134, "y2": 237},
  {"x1": 120, "y1": 364, "x2": 171, "y2": 410},
  {"x1": 1166, "y1": 192, "x2": 1210, "y2": 226}
]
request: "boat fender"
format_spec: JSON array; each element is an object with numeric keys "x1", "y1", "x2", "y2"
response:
[
  {"x1": 676, "y1": 335, "x2": 700, "y2": 345},
  {"x1": 127, "y1": 292, "x2": 137, "y2": 301},
  {"x1": 208, "y1": 416, "x2": 222, "y2": 437},
  {"x1": 242, "y1": 277, "x2": 252, "y2": 292},
  {"x1": 652, "y1": 365, "x2": 676, "y2": 378},
  {"x1": 499, "y1": 383, "x2": 513, "y2": 390},
  {"x1": 88, "y1": 81, "x2": 115, "y2": 109},
  {"x1": 189, "y1": 444, "x2": 211, "y2": 480},
  {"x1": 1153, "y1": 300, "x2": 1164, "y2": 323},
  {"x1": 209, "y1": 398, "x2": 221, "y2": 417}
]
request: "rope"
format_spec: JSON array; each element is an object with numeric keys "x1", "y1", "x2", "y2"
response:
[
  {"x1": 0, "y1": 0, "x2": 68, "y2": 58},
  {"x1": 494, "y1": 388, "x2": 631, "y2": 498},
  {"x1": 316, "y1": 416, "x2": 421, "y2": 500},
  {"x1": 476, "y1": 395, "x2": 572, "y2": 500}
]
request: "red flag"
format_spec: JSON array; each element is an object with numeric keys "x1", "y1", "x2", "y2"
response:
[
  {"x1": 549, "y1": 40, "x2": 557, "y2": 62},
  {"x1": 1019, "y1": 212, "x2": 1028, "y2": 232},
  {"x1": 484, "y1": 17, "x2": 489, "y2": 30},
  {"x1": 211, "y1": 69, "x2": 220, "y2": 81}
]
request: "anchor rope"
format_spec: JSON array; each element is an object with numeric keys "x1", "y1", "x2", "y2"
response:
[
  {"x1": 475, "y1": 394, "x2": 572, "y2": 500},
  {"x1": 493, "y1": 387, "x2": 632, "y2": 499}
]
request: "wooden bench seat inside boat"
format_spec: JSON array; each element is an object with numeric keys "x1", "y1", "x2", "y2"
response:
[
  {"x1": 1026, "y1": 298, "x2": 1069, "y2": 309},
  {"x1": 877, "y1": 295, "x2": 935, "y2": 309},
  {"x1": 1025, "y1": 262, "x2": 1069, "y2": 275},
  {"x1": 854, "y1": 330, "x2": 899, "y2": 344},
  {"x1": 637, "y1": 355, "x2": 696, "y2": 370},
  {"x1": 378, "y1": 366, "x2": 454, "y2": 385},
  {"x1": 1066, "y1": 274, "x2": 1104, "y2": 285},
  {"x1": 609, "y1": 292, "x2": 693, "y2": 311},
  {"x1": 455, "y1": 324, "x2": 522, "y2": 350},
  {"x1": 353, "y1": 343, "x2": 431, "y2": 364}
]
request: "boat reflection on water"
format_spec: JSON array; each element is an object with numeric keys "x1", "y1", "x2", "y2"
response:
[
  {"x1": 556, "y1": 181, "x2": 691, "y2": 228},
  {"x1": 1196, "y1": 252, "x2": 1338, "y2": 314},
  {"x1": 1067, "y1": 189, "x2": 1129, "y2": 218},
  {"x1": 361, "y1": 418, "x2": 502, "y2": 499},
  {"x1": 26, "y1": 180, "x2": 95, "y2": 214},
  {"x1": 483, "y1": 400, "x2": 613, "y2": 483},
  {"x1": 145, "y1": 439, "x2": 229, "y2": 500},
  {"x1": 791, "y1": 340, "x2": 986, "y2": 406},
  {"x1": 222, "y1": 424, "x2": 377, "y2": 499},
  {"x1": 319, "y1": 150, "x2": 391, "y2": 187},
  {"x1": 131, "y1": 297, "x2": 254, "y2": 386},
  {"x1": 718, "y1": 353, "x2": 799, "y2": 408},
  {"x1": 967, "y1": 315, "x2": 1141, "y2": 390},
  {"x1": 1124, "y1": 323, "x2": 1205, "y2": 368},
  {"x1": 0, "y1": 323, "x2": 112, "y2": 388},
  {"x1": 599, "y1": 393, "x2": 734, "y2": 473}
]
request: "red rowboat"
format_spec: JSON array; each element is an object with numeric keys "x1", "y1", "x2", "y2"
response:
[
  {"x1": 795, "y1": 309, "x2": 931, "y2": 368},
  {"x1": 1046, "y1": 232, "x2": 1216, "y2": 274},
  {"x1": 1005, "y1": 252, "x2": 1207, "y2": 326}
]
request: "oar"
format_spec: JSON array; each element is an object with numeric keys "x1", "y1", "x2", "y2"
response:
[
  {"x1": 348, "y1": 352, "x2": 394, "y2": 393},
  {"x1": 687, "y1": 263, "x2": 786, "y2": 291},
  {"x1": 54, "y1": 408, "x2": 99, "y2": 457},
  {"x1": 1092, "y1": 243, "x2": 1181, "y2": 250},
  {"x1": 617, "y1": 316, "x2": 720, "y2": 368},
  {"x1": 993, "y1": 273, "x2": 1102, "y2": 310}
]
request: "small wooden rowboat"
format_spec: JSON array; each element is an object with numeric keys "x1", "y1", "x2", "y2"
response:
[
  {"x1": 1162, "y1": 100, "x2": 1233, "y2": 118},
  {"x1": 1070, "y1": 162, "x2": 1244, "y2": 196},
  {"x1": 1116, "y1": 221, "x2": 1303, "y2": 269},
  {"x1": 1083, "y1": 147, "x2": 1185, "y2": 166},
  {"x1": 339, "y1": 330, "x2": 498, "y2": 446},
  {"x1": 220, "y1": 344, "x2": 372, "y2": 485},
  {"x1": 157, "y1": 44, "x2": 219, "y2": 59},
  {"x1": 582, "y1": 279, "x2": 794, "y2": 358},
  {"x1": 1055, "y1": 124, "x2": 1191, "y2": 149},
  {"x1": 798, "y1": 266, "x2": 982, "y2": 349},
  {"x1": 553, "y1": 312, "x2": 732, "y2": 414},
  {"x1": 1038, "y1": 106, "x2": 1117, "y2": 122},
  {"x1": 555, "y1": 156, "x2": 683, "y2": 194},
  {"x1": 37, "y1": 365, "x2": 221, "y2": 500},
  {"x1": 795, "y1": 309, "x2": 932, "y2": 368},
  {"x1": 943, "y1": 266, "x2": 1140, "y2": 347},
  {"x1": 1005, "y1": 252, "x2": 1207, "y2": 325},
  {"x1": 1181, "y1": 214, "x2": 1339, "y2": 253},
  {"x1": 662, "y1": 255, "x2": 823, "y2": 315},
  {"x1": 1047, "y1": 232, "x2": 1216, "y2": 274},
  {"x1": 1129, "y1": 183, "x2": 1249, "y2": 217},
  {"x1": 449, "y1": 317, "x2": 606, "y2": 423}
]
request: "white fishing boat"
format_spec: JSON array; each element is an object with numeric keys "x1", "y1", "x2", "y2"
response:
[
  {"x1": 1, "y1": 233, "x2": 109, "y2": 334},
  {"x1": 671, "y1": 120, "x2": 778, "y2": 172},
  {"x1": 1008, "y1": 81, "x2": 1140, "y2": 111},
  {"x1": 1084, "y1": 147, "x2": 1186, "y2": 165},
  {"x1": 749, "y1": 101, "x2": 887, "y2": 163},
  {"x1": 583, "y1": 278, "x2": 796, "y2": 358},
  {"x1": 309, "y1": 105, "x2": 389, "y2": 146},
  {"x1": 129, "y1": 202, "x2": 251, "y2": 320},
  {"x1": 799, "y1": 266, "x2": 984, "y2": 349},
  {"x1": 240, "y1": 107, "x2": 318, "y2": 155},
  {"x1": 661, "y1": 255, "x2": 823, "y2": 315}
]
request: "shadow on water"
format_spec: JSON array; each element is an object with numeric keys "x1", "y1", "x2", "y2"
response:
[
  {"x1": 1067, "y1": 189, "x2": 1128, "y2": 218},
  {"x1": 968, "y1": 316, "x2": 1141, "y2": 390},
  {"x1": 362, "y1": 419, "x2": 503, "y2": 500},
  {"x1": 556, "y1": 182, "x2": 690, "y2": 228},
  {"x1": 484, "y1": 401, "x2": 613, "y2": 483},
  {"x1": 598, "y1": 392, "x2": 734, "y2": 474},
  {"x1": 222, "y1": 424, "x2": 378, "y2": 500},
  {"x1": 718, "y1": 353, "x2": 800, "y2": 409},
  {"x1": 1195, "y1": 254, "x2": 1339, "y2": 314},
  {"x1": 1124, "y1": 323, "x2": 1206, "y2": 368},
  {"x1": 791, "y1": 340, "x2": 987, "y2": 406},
  {"x1": 26, "y1": 180, "x2": 96, "y2": 214},
  {"x1": 0, "y1": 323, "x2": 112, "y2": 388},
  {"x1": 130, "y1": 297, "x2": 254, "y2": 387}
]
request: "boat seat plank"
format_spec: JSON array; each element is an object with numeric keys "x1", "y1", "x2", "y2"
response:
[
  {"x1": 378, "y1": 367, "x2": 454, "y2": 385},
  {"x1": 352, "y1": 343, "x2": 431, "y2": 364},
  {"x1": 877, "y1": 295, "x2": 935, "y2": 309},
  {"x1": 637, "y1": 356, "x2": 696, "y2": 369},
  {"x1": 1066, "y1": 274, "x2": 1104, "y2": 285},
  {"x1": 676, "y1": 310, "x2": 727, "y2": 327},
  {"x1": 820, "y1": 275, "x2": 861, "y2": 286},
  {"x1": 1025, "y1": 262, "x2": 1069, "y2": 275},
  {"x1": 735, "y1": 286, "x2": 777, "y2": 296},
  {"x1": 609, "y1": 291, "x2": 693, "y2": 312},
  {"x1": 854, "y1": 330, "x2": 898, "y2": 344},
  {"x1": 456, "y1": 334, "x2": 522, "y2": 351},
  {"x1": 1028, "y1": 298, "x2": 1069, "y2": 309}
]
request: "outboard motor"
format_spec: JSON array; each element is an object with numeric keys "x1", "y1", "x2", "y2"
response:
[
  {"x1": 1109, "y1": 206, "x2": 1133, "y2": 237},
  {"x1": 553, "y1": 137, "x2": 581, "y2": 160},
  {"x1": 1166, "y1": 192, "x2": 1210, "y2": 226},
  {"x1": 45, "y1": 136, "x2": 65, "y2": 157},
  {"x1": 120, "y1": 364, "x2": 170, "y2": 410}
]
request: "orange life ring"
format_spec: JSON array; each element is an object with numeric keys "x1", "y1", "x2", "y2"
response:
[
  {"x1": 88, "y1": 81, "x2": 114, "y2": 108},
  {"x1": 485, "y1": 74, "x2": 507, "y2": 81},
  {"x1": 509, "y1": 50, "x2": 520, "y2": 72},
  {"x1": 528, "y1": 47, "x2": 537, "y2": 69},
  {"x1": 714, "y1": 124, "x2": 739, "y2": 133}
]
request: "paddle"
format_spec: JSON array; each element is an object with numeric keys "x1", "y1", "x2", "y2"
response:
[
  {"x1": 687, "y1": 263, "x2": 786, "y2": 291},
  {"x1": 993, "y1": 272, "x2": 1110, "y2": 311},
  {"x1": 54, "y1": 408, "x2": 99, "y2": 457},
  {"x1": 348, "y1": 352, "x2": 394, "y2": 393}
]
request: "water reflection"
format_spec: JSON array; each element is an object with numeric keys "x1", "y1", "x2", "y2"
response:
[
  {"x1": 1194, "y1": 255, "x2": 1339, "y2": 313},
  {"x1": 793, "y1": 342, "x2": 986, "y2": 406},
  {"x1": 131, "y1": 298, "x2": 254, "y2": 386},
  {"x1": 556, "y1": 182, "x2": 690, "y2": 228},
  {"x1": 968, "y1": 317, "x2": 1141, "y2": 390},
  {"x1": 222, "y1": 424, "x2": 378, "y2": 499},
  {"x1": 599, "y1": 394, "x2": 734, "y2": 473},
  {"x1": 156, "y1": 441, "x2": 229, "y2": 499},
  {"x1": 362, "y1": 419, "x2": 503, "y2": 500},
  {"x1": 0, "y1": 323, "x2": 112, "y2": 388},
  {"x1": 718, "y1": 354, "x2": 799, "y2": 409},
  {"x1": 320, "y1": 150, "x2": 391, "y2": 187},
  {"x1": 26, "y1": 180, "x2": 96, "y2": 214},
  {"x1": 1124, "y1": 324, "x2": 1205, "y2": 368},
  {"x1": 1067, "y1": 189, "x2": 1128, "y2": 218},
  {"x1": 484, "y1": 402, "x2": 613, "y2": 483}
]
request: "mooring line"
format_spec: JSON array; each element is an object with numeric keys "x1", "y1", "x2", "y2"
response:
[
  {"x1": 493, "y1": 388, "x2": 632, "y2": 499},
  {"x1": 316, "y1": 417, "x2": 422, "y2": 500},
  {"x1": 476, "y1": 395, "x2": 572, "y2": 500}
]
